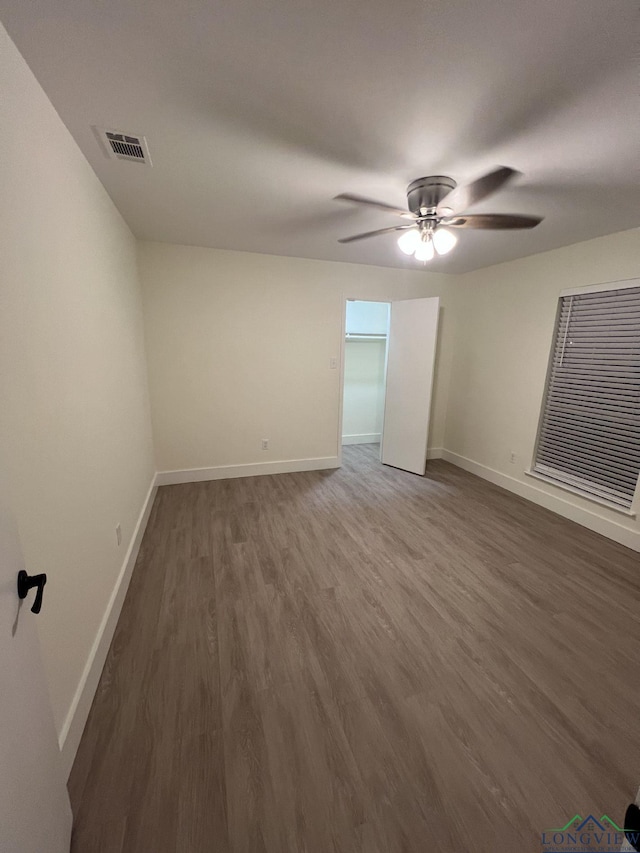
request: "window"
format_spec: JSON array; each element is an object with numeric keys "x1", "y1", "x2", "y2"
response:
[{"x1": 532, "y1": 281, "x2": 640, "y2": 512}]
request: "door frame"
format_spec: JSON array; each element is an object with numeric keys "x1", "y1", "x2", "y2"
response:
[{"x1": 336, "y1": 297, "x2": 391, "y2": 468}]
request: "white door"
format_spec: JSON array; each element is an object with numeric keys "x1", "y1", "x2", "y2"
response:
[
  {"x1": 0, "y1": 476, "x2": 72, "y2": 853},
  {"x1": 381, "y1": 297, "x2": 440, "y2": 475}
]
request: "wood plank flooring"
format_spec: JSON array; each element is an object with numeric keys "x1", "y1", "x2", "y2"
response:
[{"x1": 68, "y1": 444, "x2": 640, "y2": 852}]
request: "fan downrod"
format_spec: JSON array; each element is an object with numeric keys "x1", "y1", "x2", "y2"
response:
[{"x1": 406, "y1": 176, "x2": 457, "y2": 216}]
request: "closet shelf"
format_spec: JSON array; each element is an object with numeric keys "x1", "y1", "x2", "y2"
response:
[{"x1": 345, "y1": 333, "x2": 387, "y2": 342}]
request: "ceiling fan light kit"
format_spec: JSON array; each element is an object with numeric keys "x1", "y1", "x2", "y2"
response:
[
  {"x1": 398, "y1": 227, "x2": 456, "y2": 261},
  {"x1": 335, "y1": 167, "x2": 543, "y2": 263}
]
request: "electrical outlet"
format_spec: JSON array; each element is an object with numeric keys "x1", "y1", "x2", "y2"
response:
[
  {"x1": 115, "y1": 523, "x2": 122, "y2": 546},
  {"x1": 510, "y1": 451, "x2": 517, "y2": 464},
  {"x1": 262, "y1": 439, "x2": 269, "y2": 450},
  {"x1": 329, "y1": 357, "x2": 338, "y2": 369}
]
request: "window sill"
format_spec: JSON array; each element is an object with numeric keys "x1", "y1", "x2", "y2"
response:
[{"x1": 525, "y1": 470, "x2": 637, "y2": 518}]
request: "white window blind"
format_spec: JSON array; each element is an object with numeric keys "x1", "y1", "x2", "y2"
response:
[{"x1": 533, "y1": 284, "x2": 640, "y2": 510}]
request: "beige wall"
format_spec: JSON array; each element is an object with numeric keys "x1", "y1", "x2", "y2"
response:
[
  {"x1": 445, "y1": 228, "x2": 640, "y2": 548},
  {"x1": 139, "y1": 242, "x2": 454, "y2": 473},
  {"x1": 0, "y1": 23, "x2": 155, "y2": 746}
]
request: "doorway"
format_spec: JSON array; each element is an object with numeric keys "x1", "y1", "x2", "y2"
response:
[
  {"x1": 341, "y1": 300, "x2": 390, "y2": 450},
  {"x1": 339, "y1": 296, "x2": 440, "y2": 476}
]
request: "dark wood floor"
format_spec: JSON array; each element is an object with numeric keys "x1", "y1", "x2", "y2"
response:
[{"x1": 69, "y1": 444, "x2": 640, "y2": 852}]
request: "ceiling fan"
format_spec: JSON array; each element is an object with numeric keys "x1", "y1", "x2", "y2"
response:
[{"x1": 334, "y1": 167, "x2": 543, "y2": 261}]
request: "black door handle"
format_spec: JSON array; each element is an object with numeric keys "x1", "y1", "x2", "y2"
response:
[{"x1": 17, "y1": 570, "x2": 47, "y2": 614}]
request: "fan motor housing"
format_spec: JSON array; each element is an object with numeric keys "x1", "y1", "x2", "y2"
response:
[{"x1": 407, "y1": 176, "x2": 457, "y2": 215}]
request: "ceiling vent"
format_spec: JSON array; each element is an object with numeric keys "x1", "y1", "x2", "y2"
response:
[{"x1": 93, "y1": 126, "x2": 152, "y2": 165}]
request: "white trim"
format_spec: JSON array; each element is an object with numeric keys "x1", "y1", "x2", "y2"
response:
[
  {"x1": 560, "y1": 276, "x2": 639, "y2": 298},
  {"x1": 59, "y1": 474, "x2": 158, "y2": 777},
  {"x1": 342, "y1": 433, "x2": 381, "y2": 445},
  {"x1": 526, "y1": 469, "x2": 636, "y2": 517},
  {"x1": 345, "y1": 334, "x2": 387, "y2": 342},
  {"x1": 441, "y1": 450, "x2": 640, "y2": 553},
  {"x1": 427, "y1": 447, "x2": 443, "y2": 460},
  {"x1": 336, "y1": 301, "x2": 348, "y2": 469},
  {"x1": 156, "y1": 456, "x2": 340, "y2": 486}
]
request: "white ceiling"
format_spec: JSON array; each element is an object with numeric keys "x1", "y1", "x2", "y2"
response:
[{"x1": 2, "y1": 0, "x2": 639, "y2": 273}]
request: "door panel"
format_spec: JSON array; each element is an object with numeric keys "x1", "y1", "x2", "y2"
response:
[
  {"x1": 0, "y1": 475, "x2": 72, "y2": 853},
  {"x1": 381, "y1": 297, "x2": 439, "y2": 475}
]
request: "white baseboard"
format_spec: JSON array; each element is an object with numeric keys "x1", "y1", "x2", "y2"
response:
[
  {"x1": 441, "y1": 449, "x2": 639, "y2": 552},
  {"x1": 156, "y1": 456, "x2": 340, "y2": 486},
  {"x1": 59, "y1": 474, "x2": 158, "y2": 777},
  {"x1": 427, "y1": 447, "x2": 443, "y2": 460},
  {"x1": 342, "y1": 433, "x2": 381, "y2": 445}
]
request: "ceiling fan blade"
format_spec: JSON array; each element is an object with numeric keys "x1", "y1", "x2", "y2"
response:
[
  {"x1": 334, "y1": 193, "x2": 416, "y2": 219},
  {"x1": 436, "y1": 167, "x2": 521, "y2": 216},
  {"x1": 338, "y1": 225, "x2": 417, "y2": 244},
  {"x1": 442, "y1": 213, "x2": 543, "y2": 229}
]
